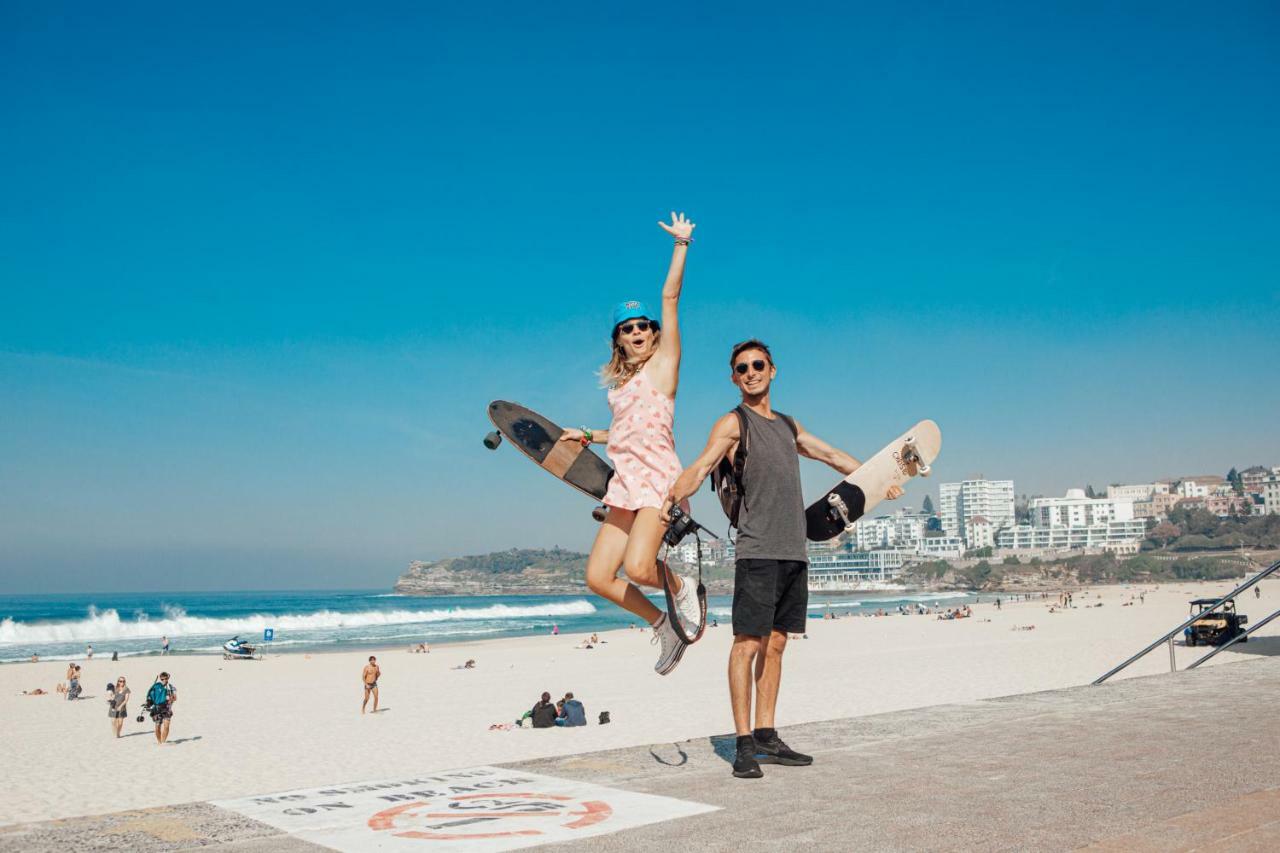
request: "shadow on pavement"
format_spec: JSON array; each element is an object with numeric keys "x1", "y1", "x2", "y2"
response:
[
  {"x1": 709, "y1": 734, "x2": 737, "y2": 765},
  {"x1": 1215, "y1": 635, "x2": 1280, "y2": 658}
]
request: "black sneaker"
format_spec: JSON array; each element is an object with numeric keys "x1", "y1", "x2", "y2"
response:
[
  {"x1": 733, "y1": 739, "x2": 763, "y2": 778},
  {"x1": 753, "y1": 732, "x2": 813, "y2": 766}
]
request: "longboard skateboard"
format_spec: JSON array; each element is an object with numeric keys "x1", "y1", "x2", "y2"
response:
[
  {"x1": 485, "y1": 401, "x2": 614, "y2": 520},
  {"x1": 805, "y1": 419, "x2": 941, "y2": 541}
]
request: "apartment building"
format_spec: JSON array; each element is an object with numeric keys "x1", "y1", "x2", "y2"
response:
[{"x1": 939, "y1": 478, "x2": 1015, "y2": 540}]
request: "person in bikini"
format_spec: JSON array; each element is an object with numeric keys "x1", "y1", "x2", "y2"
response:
[
  {"x1": 361, "y1": 656, "x2": 380, "y2": 714},
  {"x1": 664, "y1": 339, "x2": 903, "y2": 778},
  {"x1": 557, "y1": 212, "x2": 701, "y2": 675}
]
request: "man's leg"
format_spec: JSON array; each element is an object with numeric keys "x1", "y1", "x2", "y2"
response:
[
  {"x1": 729, "y1": 634, "x2": 765, "y2": 735},
  {"x1": 160, "y1": 718, "x2": 171, "y2": 744},
  {"x1": 372, "y1": 686, "x2": 379, "y2": 713},
  {"x1": 752, "y1": 629, "x2": 788, "y2": 731},
  {"x1": 751, "y1": 562, "x2": 813, "y2": 767},
  {"x1": 154, "y1": 722, "x2": 162, "y2": 744},
  {"x1": 362, "y1": 687, "x2": 370, "y2": 714},
  {"x1": 729, "y1": 634, "x2": 766, "y2": 778}
]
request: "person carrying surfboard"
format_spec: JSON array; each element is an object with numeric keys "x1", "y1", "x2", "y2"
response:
[
  {"x1": 661, "y1": 339, "x2": 904, "y2": 777},
  {"x1": 557, "y1": 212, "x2": 700, "y2": 676}
]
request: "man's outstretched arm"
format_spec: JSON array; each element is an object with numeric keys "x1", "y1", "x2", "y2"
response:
[
  {"x1": 661, "y1": 414, "x2": 741, "y2": 518},
  {"x1": 794, "y1": 421, "x2": 862, "y2": 475},
  {"x1": 796, "y1": 421, "x2": 904, "y2": 500}
]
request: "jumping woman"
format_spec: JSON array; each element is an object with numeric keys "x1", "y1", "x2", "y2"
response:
[{"x1": 558, "y1": 212, "x2": 699, "y2": 675}]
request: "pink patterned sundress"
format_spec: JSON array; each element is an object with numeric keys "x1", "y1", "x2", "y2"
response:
[{"x1": 602, "y1": 366, "x2": 682, "y2": 511}]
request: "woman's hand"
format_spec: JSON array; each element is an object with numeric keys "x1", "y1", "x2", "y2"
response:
[
  {"x1": 559, "y1": 429, "x2": 585, "y2": 444},
  {"x1": 658, "y1": 211, "x2": 695, "y2": 241}
]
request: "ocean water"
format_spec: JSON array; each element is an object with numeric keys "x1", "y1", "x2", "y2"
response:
[{"x1": 0, "y1": 588, "x2": 979, "y2": 663}]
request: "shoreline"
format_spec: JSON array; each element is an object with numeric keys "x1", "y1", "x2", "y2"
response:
[{"x1": 2, "y1": 577, "x2": 1221, "y2": 666}]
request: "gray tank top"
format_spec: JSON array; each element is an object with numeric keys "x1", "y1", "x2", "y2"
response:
[{"x1": 735, "y1": 407, "x2": 807, "y2": 562}]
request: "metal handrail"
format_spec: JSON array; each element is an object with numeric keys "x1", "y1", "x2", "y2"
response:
[
  {"x1": 1092, "y1": 558, "x2": 1280, "y2": 685},
  {"x1": 1187, "y1": 604, "x2": 1280, "y2": 669}
]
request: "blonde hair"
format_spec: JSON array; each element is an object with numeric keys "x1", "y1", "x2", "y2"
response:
[{"x1": 598, "y1": 327, "x2": 661, "y2": 389}]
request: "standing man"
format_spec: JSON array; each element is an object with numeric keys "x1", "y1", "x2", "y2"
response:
[
  {"x1": 664, "y1": 339, "x2": 901, "y2": 779},
  {"x1": 147, "y1": 672, "x2": 176, "y2": 744},
  {"x1": 161, "y1": 635, "x2": 170, "y2": 655},
  {"x1": 362, "y1": 656, "x2": 381, "y2": 714}
]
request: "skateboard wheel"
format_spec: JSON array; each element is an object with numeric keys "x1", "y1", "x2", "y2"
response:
[
  {"x1": 903, "y1": 434, "x2": 915, "y2": 445},
  {"x1": 918, "y1": 464, "x2": 931, "y2": 476},
  {"x1": 591, "y1": 506, "x2": 608, "y2": 523},
  {"x1": 483, "y1": 431, "x2": 502, "y2": 450}
]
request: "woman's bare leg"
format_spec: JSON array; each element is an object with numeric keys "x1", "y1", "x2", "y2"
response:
[
  {"x1": 622, "y1": 507, "x2": 683, "y2": 595},
  {"x1": 585, "y1": 509, "x2": 662, "y2": 624}
]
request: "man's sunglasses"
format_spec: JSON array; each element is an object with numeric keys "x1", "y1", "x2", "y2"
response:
[
  {"x1": 735, "y1": 359, "x2": 769, "y2": 375},
  {"x1": 617, "y1": 321, "x2": 654, "y2": 335}
]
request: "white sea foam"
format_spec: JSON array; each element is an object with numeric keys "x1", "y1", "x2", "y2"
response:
[{"x1": 0, "y1": 601, "x2": 597, "y2": 646}]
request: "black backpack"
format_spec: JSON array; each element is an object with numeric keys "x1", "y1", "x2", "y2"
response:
[{"x1": 710, "y1": 405, "x2": 797, "y2": 528}]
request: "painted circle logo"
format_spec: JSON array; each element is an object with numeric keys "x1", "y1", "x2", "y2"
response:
[{"x1": 369, "y1": 792, "x2": 613, "y2": 841}]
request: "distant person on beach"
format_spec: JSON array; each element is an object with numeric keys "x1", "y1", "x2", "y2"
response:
[
  {"x1": 556, "y1": 692, "x2": 587, "y2": 727},
  {"x1": 30, "y1": 653, "x2": 38, "y2": 663},
  {"x1": 361, "y1": 656, "x2": 381, "y2": 714},
  {"x1": 86, "y1": 644, "x2": 93, "y2": 659},
  {"x1": 664, "y1": 338, "x2": 903, "y2": 779},
  {"x1": 530, "y1": 692, "x2": 558, "y2": 728},
  {"x1": 555, "y1": 213, "x2": 701, "y2": 677},
  {"x1": 1256, "y1": 586, "x2": 1261, "y2": 599},
  {"x1": 108, "y1": 677, "x2": 130, "y2": 737},
  {"x1": 66, "y1": 665, "x2": 82, "y2": 700},
  {"x1": 146, "y1": 672, "x2": 176, "y2": 744},
  {"x1": 161, "y1": 636, "x2": 169, "y2": 655}
]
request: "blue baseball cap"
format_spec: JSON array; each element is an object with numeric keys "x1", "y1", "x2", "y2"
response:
[{"x1": 612, "y1": 300, "x2": 658, "y2": 331}]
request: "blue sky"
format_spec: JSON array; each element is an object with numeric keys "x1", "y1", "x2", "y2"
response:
[{"x1": 2, "y1": 3, "x2": 1277, "y2": 592}]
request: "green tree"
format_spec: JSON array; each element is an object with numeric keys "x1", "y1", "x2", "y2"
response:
[
  {"x1": 922, "y1": 495, "x2": 935, "y2": 515},
  {"x1": 1086, "y1": 484, "x2": 1097, "y2": 499},
  {"x1": 1227, "y1": 467, "x2": 1244, "y2": 496}
]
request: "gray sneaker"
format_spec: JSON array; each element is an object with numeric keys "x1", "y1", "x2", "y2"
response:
[
  {"x1": 673, "y1": 574, "x2": 702, "y2": 635},
  {"x1": 651, "y1": 612, "x2": 688, "y2": 675}
]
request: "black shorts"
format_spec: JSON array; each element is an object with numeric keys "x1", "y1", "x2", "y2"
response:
[
  {"x1": 149, "y1": 703, "x2": 172, "y2": 723},
  {"x1": 733, "y1": 559, "x2": 808, "y2": 637}
]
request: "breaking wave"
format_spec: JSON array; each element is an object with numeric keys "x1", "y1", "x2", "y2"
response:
[{"x1": 0, "y1": 601, "x2": 597, "y2": 646}]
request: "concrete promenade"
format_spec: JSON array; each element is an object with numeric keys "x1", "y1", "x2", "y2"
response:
[{"x1": 5, "y1": 654, "x2": 1280, "y2": 851}]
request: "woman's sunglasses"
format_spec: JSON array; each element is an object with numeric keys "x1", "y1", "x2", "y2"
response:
[
  {"x1": 617, "y1": 321, "x2": 654, "y2": 335},
  {"x1": 734, "y1": 359, "x2": 768, "y2": 375}
]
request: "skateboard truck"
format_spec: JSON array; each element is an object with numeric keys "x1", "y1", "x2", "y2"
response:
[
  {"x1": 901, "y1": 436, "x2": 930, "y2": 476},
  {"x1": 483, "y1": 430, "x2": 502, "y2": 450},
  {"x1": 827, "y1": 493, "x2": 857, "y2": 533}
]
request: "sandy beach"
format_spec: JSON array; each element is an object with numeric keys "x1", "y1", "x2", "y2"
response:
[{"x1": 2, "y1": 579, "x2": 1275, "y2": 826}]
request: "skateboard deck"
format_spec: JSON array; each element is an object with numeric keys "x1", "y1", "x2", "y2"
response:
[
  {"x1": 486, "y1": 401, "x2": 614, "y2": 504},
  {"x1": 805, "y1": 419, "x2": 941, "y2": 541}
]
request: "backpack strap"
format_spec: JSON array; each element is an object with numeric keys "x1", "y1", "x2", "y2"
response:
[{"x1": 732, "y1": 406, "x2": 751, "y2": 513}]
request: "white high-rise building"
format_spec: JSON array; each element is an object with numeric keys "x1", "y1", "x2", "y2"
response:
[{"x1": 939, "y1": 479, "x2": 1015, "y2": 540}]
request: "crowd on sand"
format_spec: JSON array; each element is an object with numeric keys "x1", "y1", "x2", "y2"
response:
[{"x1": 20, "y1": 652, "x2": 179, "y2": 746}]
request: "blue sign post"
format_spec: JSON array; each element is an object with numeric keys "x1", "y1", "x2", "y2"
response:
[{"x1": 264, "y1": 628, "x2": 274, "y2": 643}]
